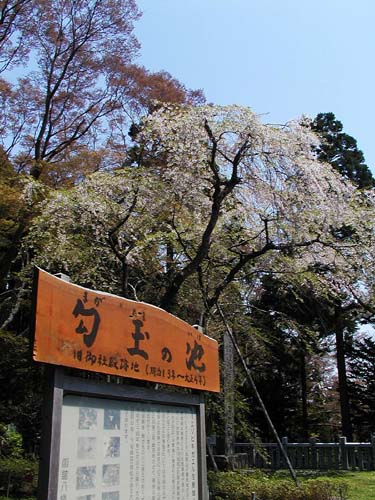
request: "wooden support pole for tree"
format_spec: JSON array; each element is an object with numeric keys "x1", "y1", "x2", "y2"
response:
[{"x1": 216, "y1": 303, "x2": 300, "y2": 487}]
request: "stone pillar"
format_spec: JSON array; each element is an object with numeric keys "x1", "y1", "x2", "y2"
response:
[{"x1": 224, "y1": 330, "x2": 235, "y2": 456}]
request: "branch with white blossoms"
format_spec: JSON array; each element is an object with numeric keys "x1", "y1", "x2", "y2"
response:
[
  {"x1": 135, "y1": 104, "x2": 374, "y2": 311},
  {"x1": 26, "y1": 104, "x2": 375, "y2": 315}
]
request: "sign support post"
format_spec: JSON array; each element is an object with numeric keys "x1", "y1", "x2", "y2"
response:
[{"x1": 37, "y1": 366, "x2": 64, "y2": 500}]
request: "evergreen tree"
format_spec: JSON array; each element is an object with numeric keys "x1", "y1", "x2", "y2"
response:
[
  {"x1": 297, "y1": 112, "x2": 375, "y2": 439},
  {"x1": 246, "y1": 275, "x2": 340, "y2": 441},
  {"x1": 311, "y1": 112, "x2": 375, "y2": 189},
  {"x1": 347, "y1": 335, "x2": 375, "y2": 440}
]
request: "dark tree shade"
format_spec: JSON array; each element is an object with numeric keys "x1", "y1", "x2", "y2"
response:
[
  {"x1": 0, "y1": 330, "x2": 43, "y2": 454},
  {"x1": 347, "y1": 335, "x2": 375, "y2": 440},
  {"x1": 244, "y1": 276, "x2": 340, "y2": 441},
  {"x1": 312, "y1": 112, "x2": 375, "y2": 189}
]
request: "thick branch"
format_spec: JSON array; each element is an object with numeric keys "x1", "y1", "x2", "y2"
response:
[
  {"x1": 159, "y1": 121, "x2": 249, "y2": 311},
  {"x1": 207, "y1": 236, "x2": 322, "y2": 310}
]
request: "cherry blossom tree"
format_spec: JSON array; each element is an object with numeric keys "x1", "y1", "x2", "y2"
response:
[
  {"x1": 138, "y1": 105, "x2": 375, "y2": 312},
  {"x1": 26, "y1": 104, "x2": 375, "y2": 319}
]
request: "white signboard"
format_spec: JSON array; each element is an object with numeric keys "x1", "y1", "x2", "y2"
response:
[{"x1": 57, "y1": 395, "x2": 199, "y2": 500}]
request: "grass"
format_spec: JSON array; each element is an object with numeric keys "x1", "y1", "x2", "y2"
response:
[
  {"x1": 208, "y1": 469, "x2": 375, "y2": 500},
  {"x1": 267, "y1": 470, "x2": 375, "y2": 500},
  {"x1": 312, "y1": 471, "x2": 375, "y2": 500}
]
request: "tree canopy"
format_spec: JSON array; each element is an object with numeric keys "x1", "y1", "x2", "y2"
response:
[{"x1": 27, "y1": 105, "x2": 375, "y2": 317}]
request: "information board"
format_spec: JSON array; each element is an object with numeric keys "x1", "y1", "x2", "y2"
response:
[
  {"x1": 57, "y1": 395, "x2": 199, "y2": 500},
  {"x1": 33, "y1": 269, "x2": 220, "y2": 392}
]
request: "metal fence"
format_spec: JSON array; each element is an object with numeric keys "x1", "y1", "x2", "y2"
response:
[{"x1": 234, "y1": 436, "x2": 375, "y2": 470}]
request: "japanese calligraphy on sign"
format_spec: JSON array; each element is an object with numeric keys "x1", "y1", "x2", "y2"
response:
[
  {"x1": 58, "y1": 396, "x2": 200, "y2": 500},
  {"x1": 32, "y1": 269, "x2": 220, "y2": 392}
]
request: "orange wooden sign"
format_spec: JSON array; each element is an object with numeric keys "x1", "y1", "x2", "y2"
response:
[{"x1": 32, "y1": 269, "x2": 220, "y2": 392}]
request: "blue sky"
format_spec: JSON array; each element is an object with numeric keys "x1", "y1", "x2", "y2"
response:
[{"x1": 135, "y1": 0, "x2": 375, "y2": 172}]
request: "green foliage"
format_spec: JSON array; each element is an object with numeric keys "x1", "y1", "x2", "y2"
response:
[
  {"x1": 208, "y1": 471, "x2": 349, "y2": 500},
  {"x1": 0, "y1": 424, "x2": 22, "y2": 459},
  {"x1": 0, "y1": 457, "x2": 38, "y2": 498}
]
